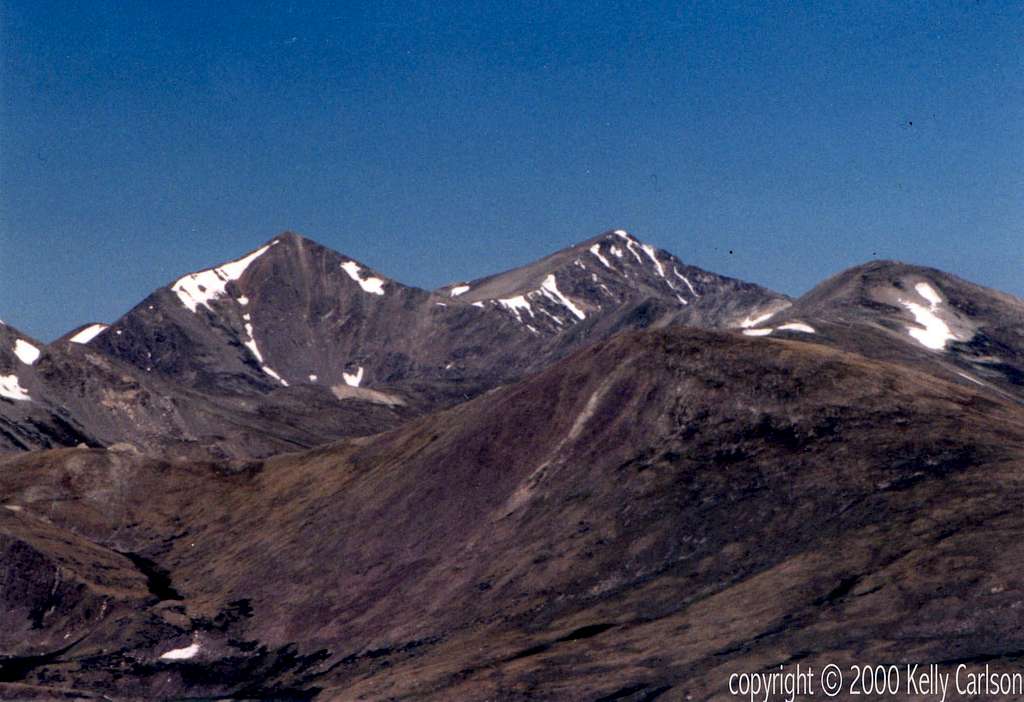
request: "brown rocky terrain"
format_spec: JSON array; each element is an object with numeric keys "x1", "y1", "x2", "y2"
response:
[
  {"x1": 0, "y1": 230, "x2": 786, "y2": 457},
  {"x1": 1, "y1": 325, "x2": 1022, "y2": 699},
  {"x1": 3, "y1": 230, "x2": 1024, "y2": 699}
]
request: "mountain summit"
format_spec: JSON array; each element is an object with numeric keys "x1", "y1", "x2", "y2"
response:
[
  {"x1": 2, "y1": 229, "x2": 1024, "y2": 699},
  {"x1": 6, "y1": 229, "x2": 1021, "y2": 459},
  {"x1": 1, "y1": 229, "x2": 787, "y2": 456},
  {"x1": 438, "y1": 229, "x2": 790, "y2": 336},
  {"x1": 83, "y1": 229, "x2": 788, "y2": 397}
]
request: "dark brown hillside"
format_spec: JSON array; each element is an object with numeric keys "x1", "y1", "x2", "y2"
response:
[{"x1": 1, "y1": 326, "x2": 1022, "y2": 699}]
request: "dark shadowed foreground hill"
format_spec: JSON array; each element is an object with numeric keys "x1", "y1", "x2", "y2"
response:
[{"x1": 1, "y1": 326, "x2": 1022, "y2": 699}]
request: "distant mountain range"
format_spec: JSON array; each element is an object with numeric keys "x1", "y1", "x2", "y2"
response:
[
  {"x1": 3, "y1": 229, "x2": 1021, "y2": 458},
  {"x1": 1, "y1": 229, "x2": 1023, "y2": 699},
  {"x1": 1, "y1": 230, "x2": 792, "y2": 456}
]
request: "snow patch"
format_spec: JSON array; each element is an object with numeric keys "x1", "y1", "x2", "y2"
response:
[
  {"x1": 609, "y1": 245, "x2": 624, "y2": 258},
  {"x1": 237, "y1": 296, "x2": 249, "y2": 306},
  {"x1": 14, "y1": 339, "x2": 40, "y2": 365},
  {"x1": 589, "y1": 244, "x2": 613, "y2": 269},
  {"x1": 242, "y1": 324, "x2": 263, "y2": 363},
  {"x1": 343, "y1": 367, "x2": 364, "y2": 387},
  {"x1": 261, "y1": 367, "x2": 288, "y2": 386},
  {"x1": 160, "y1": 642, "x2": 200, "y2": 661},
  {"x1": 241, "y1": 321, "x2": 288, "y2": 386},
  {"x1": 450, "y1": 285, "x2": 470, "y2": 297},
  {"x1": 540, "y1": 275, "x2": 586, "y2": 320},
  {"x1": 777, "y1": 322, "x2": 815, "y2": 334},
  {"x1": 0, "y1": 375, "x2": 31, "y2": 401},
  {"x1": 70, "y1": 324, "x2": 108, "y2": 345},
  {"x1": 472, "y1": 301, "x2": 485, "y2": 308},
  {"x1": 340, "y1": 261, "x2": 386, "y2": 295},
  {"x1": 309, "y1": 374, "x2": 318, "y2": 382},
  {"x1": 640, "y1": 243, "x2": 666, "y2": 278},
  {"x1": 609, "y1": 229, "x2": 643, "y2": 263},
  {"x1": 743, "y1": 320, "x2": 813, "y2": 337},
  {"x1": 172, "y1": 242, "x2": 276, "y2": 313},
  {"x1": 740, "y1": 311, "x2": 777, "y2": 329},
  {"x1": 915, "y1": 282, "x2": 942, "y2": 306},
  {"x1": 956, "y1": 371, "x2": 984, "y2": 386},
  {"x1": 901, "y1": 301, "x2": 955, "y2": 350},
  {"x1": 538, "y1": 307, "x2": 564, "y2": 326},
  {"x1": 900, "y1": 283, "x2": 956, "y2": 350},
  {"x1": 624, "y1": 239, "x2": 644, "y2": 264},
  {"x1": 673, "y1": 268, "x2": 699, "y2": 297},
  {"x1": 498, "y1": 295, "x2": 534, "y2": 323}
]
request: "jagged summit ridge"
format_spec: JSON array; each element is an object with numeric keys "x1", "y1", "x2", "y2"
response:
[
  {"x1": 0, "y1": 228, "x2": 788, "y2": 455},
  {"x1": 65, "y1": 229, "x2": 788, "y2": 395},
  {"x1": 436, "y1": 228, "x2": 789, "y2": 334},
  {"x1": 2, "y1": 227, "x2": 1024, "y2": 458}
]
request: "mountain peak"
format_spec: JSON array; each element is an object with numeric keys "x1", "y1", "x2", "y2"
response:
[
  {"x1": 541, "y1": 228, "x2": 651, "y2": 261},
  {"x1": 265, "y1": 229, "x2": 320, "y2": 250},
  {"x1": 1, "y1": 225, "x2": 890, "y2": 462},
  {"x1": 434, "y1": 228, "x2": 787, "y2": 336}
]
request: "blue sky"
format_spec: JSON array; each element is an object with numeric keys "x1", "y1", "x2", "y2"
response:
[{"x1": 2, "y1": 0, "x2": 1021, "y2": 340}]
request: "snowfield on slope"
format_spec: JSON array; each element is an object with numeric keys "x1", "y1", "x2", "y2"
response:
[
  {"x1": 69, "y1": 324, "x2": 109, "y2": 344},
  {"x1": 341, "y1": 261, "x2": 386, "y2": 295},
  {"x1": 901, "y1": 282, "x2": 957, "y2": 350},
  {"x1": 0, "y1": 374, "x2": 30, "y2": 401},
  {"x1": 13, "y1": 339, "x2": 40, "y2": 365},
  {"x1": 172, "y1": 242, "x2": 278, "y2": 312}
]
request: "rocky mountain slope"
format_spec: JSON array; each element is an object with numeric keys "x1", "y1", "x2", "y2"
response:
[
  {"x1": 1, "y1": 325, "x2": 1022, "y2": 699},
  {"x1": 0, "y1": 323, "x2": 98, "y2": 452},
  {"x1": 737, "y1": 260, "x2": 1024, "y2": 403},
  {"x1": 0, "y1": 230, "x2": 787, "y2": 456},
  {"x1": 439, "y1": 229, "x2": 790, "y2": 343},
  {"x1": 3, "y1": 231, "x2": 1024, "y2": 699},
  {"x1": 89, "y1": 230, "x2": 788, "y2": 392}
]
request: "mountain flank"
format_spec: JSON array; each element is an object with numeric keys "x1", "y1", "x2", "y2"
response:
[
  {"x1": 0, "y1": 325, "x2": 1021, "y2": 698},
  {"x1": 1, "y1": 229, "x2": 788, "y2": 456}
]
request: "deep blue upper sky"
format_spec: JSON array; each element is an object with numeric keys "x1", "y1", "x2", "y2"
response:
[{"x1": 2, "y1": 1, "x2": 1021, "y2": 340}]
